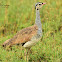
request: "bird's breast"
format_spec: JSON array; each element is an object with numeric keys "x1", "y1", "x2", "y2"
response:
[{"x1": 23, "y1": 35, "x2": 41, "y2": 48}]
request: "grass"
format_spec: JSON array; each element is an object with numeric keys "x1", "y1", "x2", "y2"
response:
[{"x1": 0, "y1": 0, "x2": 62, "y2": 62}]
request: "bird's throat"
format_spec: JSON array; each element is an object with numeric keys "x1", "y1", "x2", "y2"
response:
[{"x1": 35, "y1": 10, "x2": 42, "y2": 36}]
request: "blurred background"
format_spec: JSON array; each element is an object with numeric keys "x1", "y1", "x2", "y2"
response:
[{"x1": 0, "y1": 0, "x2": 62, "y2": 62}]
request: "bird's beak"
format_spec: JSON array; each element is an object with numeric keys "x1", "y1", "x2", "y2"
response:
[{"x1": 43, "y1": 3, "x2": 46, "y2": 5}]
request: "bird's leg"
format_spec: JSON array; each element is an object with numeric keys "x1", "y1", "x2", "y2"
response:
[
  {"x1": 24, "y1": 49, "x2": 27, "y2": 62},
  {"x1": 27, "y1": 50, "x2": 29, "y2": 62},
  {"x1": 27, "y1": 48, "x2": 30, "y2": 62}
]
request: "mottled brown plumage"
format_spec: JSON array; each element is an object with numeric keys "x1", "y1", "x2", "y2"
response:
[{"x1": 2, "y1": 25, "x2": 38, "y2": 47}]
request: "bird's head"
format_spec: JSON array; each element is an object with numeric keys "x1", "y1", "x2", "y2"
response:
[{"x1": 35, "y1": 2, "x2": 46, "y2": 10}]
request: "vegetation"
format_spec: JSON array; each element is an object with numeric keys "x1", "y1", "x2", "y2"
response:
[{"x1": 0, "y1": 0, "x2": 62, "y2": 62}]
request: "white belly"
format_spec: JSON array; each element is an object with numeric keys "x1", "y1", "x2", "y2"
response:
[{"x1": 23, "y1": 37, "x2": 41, "y2": 48}]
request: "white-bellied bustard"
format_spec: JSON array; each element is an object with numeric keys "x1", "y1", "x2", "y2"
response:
[{"x1": 2, "y1": 2, "x2": 46, "y2": 62}]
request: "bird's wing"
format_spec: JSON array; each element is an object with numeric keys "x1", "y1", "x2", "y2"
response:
[
  {"x1": 3, "y1": 25, "x2": 38, "y2": 46},
  {"x1": 13, "y1": 25, "x2": 38, "y2": 43}
]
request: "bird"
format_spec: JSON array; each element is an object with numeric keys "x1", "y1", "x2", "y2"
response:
[{"x1": 2, "y1": 2, "x2": 46, "y2": 62}]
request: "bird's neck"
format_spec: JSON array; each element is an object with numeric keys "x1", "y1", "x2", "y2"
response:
[{"x1": 35, "y1": 10, "x2": 42, "y2": 36}]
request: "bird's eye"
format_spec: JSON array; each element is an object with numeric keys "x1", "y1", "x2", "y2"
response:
[
  {"x1": 39, "y1": 4, "x2": 41, "y2": 5},
  {"x1": 36, "y1": 4, "x2": 37, "y2": 6},
  {"x1": 42, "y1": 3, "x2": 43, "y2": 4}
]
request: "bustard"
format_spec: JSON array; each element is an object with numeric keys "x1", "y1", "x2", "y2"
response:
[{"x1": 2, "y1": 2, "x2": 46, "y2": 61}]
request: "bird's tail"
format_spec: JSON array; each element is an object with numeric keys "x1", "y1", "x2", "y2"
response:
[
  {"x1": 2, "y1": 35, "x2": 21, "y2": 48},
  {"x1": 2, "y1": 39, "x2": 12, "y2": 48},
  {"x1": 2, "y1": 37, "x2": 18, "y2": 48}
]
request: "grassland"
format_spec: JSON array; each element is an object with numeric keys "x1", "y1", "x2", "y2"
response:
[{"x1": 0, "y1": 0, "x2": 62, "y2": 62}]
